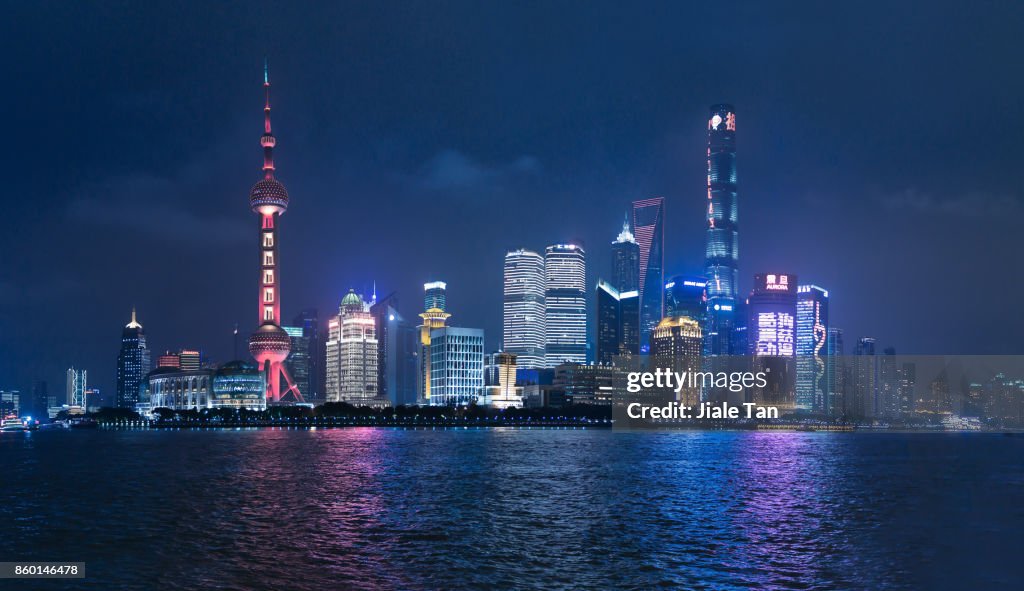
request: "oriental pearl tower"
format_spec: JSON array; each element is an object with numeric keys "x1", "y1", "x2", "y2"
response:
[{"x1": 247, "y1": 61, "x2": 303, "y2": 404}]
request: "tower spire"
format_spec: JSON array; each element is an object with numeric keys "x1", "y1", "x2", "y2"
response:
[
  {"x1": 261, "y1": 57, "x2": 276, "y2": 179},
  {"x1": 126, "y1": 307, "x2": 142, "y2": 329}
]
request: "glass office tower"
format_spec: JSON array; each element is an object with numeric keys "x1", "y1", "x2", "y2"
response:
[
  {"x1": 632, "y1": 197, "x2": 664, "y2": 353},
  {"x1": 704, "y1": 104, "x2": 740, "y2": 355},
  {"x1": 796, "y1": 285, "x2": 829, "y2": 413}
]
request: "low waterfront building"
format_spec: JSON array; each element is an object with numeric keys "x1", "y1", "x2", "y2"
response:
[
  {"x1": 147, "y1": 361, "x2": 267, "y2": 411},
  {"x1": 552, "y1": 362, "x2": 616, "y2": 405},
  {"x1": 479, "y1": 352, "x2": 524, "y2": 409}
]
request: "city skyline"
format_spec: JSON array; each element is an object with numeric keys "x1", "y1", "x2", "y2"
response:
[{"x1": 4, "y1": 2, "x2": 1024, "y2": 397}]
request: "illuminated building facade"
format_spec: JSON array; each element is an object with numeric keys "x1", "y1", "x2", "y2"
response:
[
  {"x1": 157, "y1": 352, "x2": 181, "y2": 369},
  {"x1": 211, "y1": 361, "x2": 267, "y2": 410},
  {"x1": 827, "y1": 327, "x2": 844, "y2": 416},
  {"x1": 148, "y1": 362, "x2": 266, "y2": 411},
  {"x1": 651, "y1": 316, "x2": 703, "y2": 405},
  {"x1": 632, "y1": 197, "x2": 664, "y2": 353},
  {"x1": 503, "y1": 249, "x2": 546, "y2": 369},
  {"x1": 418, "y1": 281, "x2": 452, "y2": 404},
  {"x1": 147, "y1": 367, "x2": 213, "y2": 410},
  {"x1": 664, "y1": 276, "x2": 707, "y2": 324},
  {"x1": 796, "y1": 285, "x2": 829, "y2": 413},
  {"x1": 552, "y1": 363, "x2": 615, "y2": 405},
  {"x1": 246, "y1": 61, "x2": 303, "y2": 404},
  {"x1": 116, "y1": 309, "x2": 151, "y2": 408},
  {"x1": 704, "y1": 104, "x2": 740, "y2": 355},
  {"x1": 178, "y1": 350, "x2": 201, "y2": 372},
  {"x1": 544, "y1": 244, "x2": 587, "y2": 366},
  {"x1": 326, "y1": 290, "x2": 385, "y2": 407},
  {"x1": 283, "y1": 325, "x2": 311, "y2": 401},
  {"x1": 747, "y1": 273, "x2": 797, "y2": 411},
  {"x1": 479, "y1": 351, "x2": 523, "y2": 409},
  {"x1": 611, "y1": 215, "x2": 640, "y2": 294},
  {"x1": 594, "y1": 279, "x2": 639, "y2": 365},
  {"x1": 429, "y1": 326, "x2": 484, "y2": 406},
  {"x1": 66, "y1": 368, "x2": 87, "y2": 409}
]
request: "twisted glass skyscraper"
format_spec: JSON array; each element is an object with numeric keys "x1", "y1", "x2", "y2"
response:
[
  {"x1": 704, "y1": 104, "x2": 740, "y2": 355},
  {"x1": 632, "y1": 197, "x2": 664, "y2": 354}
]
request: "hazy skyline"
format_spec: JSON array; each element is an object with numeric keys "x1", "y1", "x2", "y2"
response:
[{"x1": 3, "y1": 1, "x2": 1024, "y2": 395}]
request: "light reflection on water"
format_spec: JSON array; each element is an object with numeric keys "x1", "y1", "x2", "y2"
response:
[{"x1": 1, "y1": 429, "x2": 1022, "y2": 590}]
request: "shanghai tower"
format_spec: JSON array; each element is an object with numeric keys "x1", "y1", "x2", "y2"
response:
[
  {"x1": 247, "y1": 61, "x2": 304, "y2": 403},
  {"x1": 704, "y1": 104, "x2": 739, "y2": 355}
]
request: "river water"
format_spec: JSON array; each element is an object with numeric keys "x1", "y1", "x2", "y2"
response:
[{"x1": 1, "y1": 428, "x2": 1022, "y2": 589}]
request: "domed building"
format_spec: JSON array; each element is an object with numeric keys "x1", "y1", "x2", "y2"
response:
[
  {"x1": 211, "y1": 361, "x2": 267, "y2": 410},
  {"x1": 145, "y1": 361, "x2": 266, "y2": 412},
  {"x1": 325, "y1": 290, "x2": 389, "y2": 408}
]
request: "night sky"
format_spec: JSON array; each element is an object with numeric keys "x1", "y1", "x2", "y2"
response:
[{"x1": 3, "y1": 1, "x2": 1023, "y2": 398}]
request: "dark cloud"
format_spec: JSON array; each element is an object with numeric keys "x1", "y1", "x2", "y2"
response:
[
  {"x1": 881, "y1": 189, "x2": 1023, "y2": 218},
  {"x1": 67, "y1": 174, "x2": 249, "y2": 246},
  {"x1": 417, "y1": 150, "x2": 541, "y2": 191}
]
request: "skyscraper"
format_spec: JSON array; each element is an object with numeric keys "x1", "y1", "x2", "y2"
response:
[
  {"x1": 747, "y1": 273, "x2": 798, "y2": 411},
  {"x1": 611, "y1": 215, "x2": 640, "y2": 294},
  {"x1": 651, "y1": 316, "x2": 703, "y2": 405},
  {"x1": 664, "y1": 276, "x2": 707, "y2": 323},
  {"x1": 429, "y1": 327, "x2": 484, "y2": 406},
  {"x1": 66, "y1": 368, "x2": 87, "y2": 408},
  {"x1": 854, "y1": 337, "x2": 877, "y2": 419},
  {"x1": 503, "y1": 249, "x2": 546, "y2": 369},
  {"x1": 594, "y1": 279, "x2": 639, "y2": 365},
  {"x1": 283, "y1": 325, "x2": 311, "y2": 401},
  {"x1": 326, "y1": 290, "x2": 384, "y2": 406},
  {"x1": 370, "y1": 292, "x2": 419, "y2": 406},
  {"x1": 632, "y1": 198, "x2": 664, "y2": 353},
  {"x1": 879, "y1": 347, "x2": 899, "y2": 419},
  {"x1": 827, "y1": 327, "x2": 844, "y2": 417},
  {"x1": 544, "y1": 244, "x2": 587, "y2": 366},
  {"x1": 116, "y1": 308, "x2": 151, "y2": 408},
  {"x1": 796, "y1": 285, "x2": 829, "y2": 413},
  {"x1": 246, "y1": 61, "x2": 303, "y2": 404},
  {"x1": 293, "y1": 309, "x2": 322, "y2": 401},
  {"x1": 704, "y1": 104, "x2": 740, "y2": 355},
  {"x1": 418, "y1": 281, "x2": 451, "y2": 404}
]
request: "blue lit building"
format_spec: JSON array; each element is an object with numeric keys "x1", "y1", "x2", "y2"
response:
[
  {"x1": 664, "y1": 275, "x2": 707, "y2": 324},
  {"x1": 429, "y1": 326, "x2": 484, "y2": 406},
  {"x1": 594, "y1": 279, "x2": 639, "y2": 365},
  {"x1": 211, "y1": 361, "x2": 267, "y2": 410},
  {"x1": 704, "y1": 104, "x2": 740, "y2": 355},
  {"x1": 632, "y1": 198, "x2": 664, "y2": 353},
  {"x1": 283, "y1": 325, "x2": 311, "y2": 403},
  {"x1": 611, "y1": 215, "x2": 640, "y2": 294},
  {"x1": 796, "y1": 285, "x2": 829, "y2": 413},
  {"x1": 747, "y1": 273, "x2": 798, "y2": 411},
  {"x1": 116, "y1": 309, "x2": 151, "y2": 408}
]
